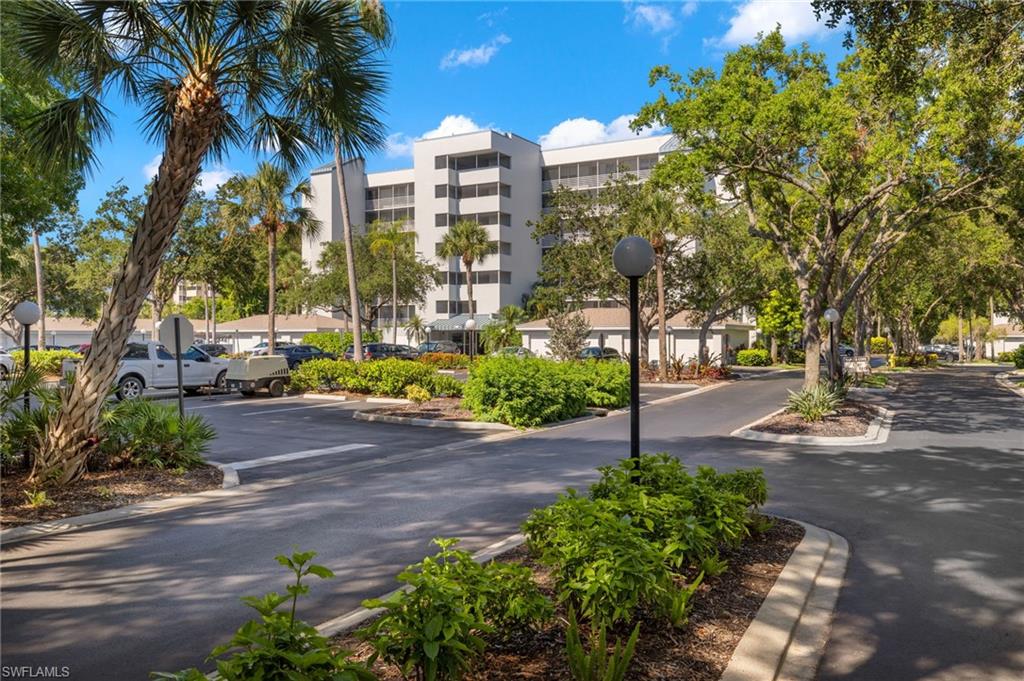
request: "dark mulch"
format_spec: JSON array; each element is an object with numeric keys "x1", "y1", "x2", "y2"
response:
[
  {"x1": 335, "y1": 519, "x2": 804, "y2": 680},
  {"x1": 1, "y1": 465, "x2": 223, "y2": 527},
  {"x1": 753, "y1": 401, "x2": 878, "y2": 436},
  {"x1": 369, "y1": 398, "x2": 475, "y2": 422}
]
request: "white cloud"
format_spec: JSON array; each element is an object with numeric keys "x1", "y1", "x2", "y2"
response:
[
  {"x1": 440, "y1": 34, "x2": 510, "y2": 70},
  {"x1": 714, "y1": 0, "x2": 833, "y2": 48},
  {"x1": 477, "y1": 6, "x2": 507, "y2": 27},
  {"x1": 421, "y1": 114, "x2": 483, "y2": 140},
  {"x1": 681, "y1": 1, "x2": 699, "y2": 18},
  {"x1": 384, "y1": 132, "x2": 414, "y2": 158},
  {"x1": 538, "y1": 114, "x2": 662, "y2": 150},
  {"x1": 625, "y1": 2, "x2": 677, "y2": 34},
  {"x1": 143, "y1": 154, "x2": 233, "y2": 195}
]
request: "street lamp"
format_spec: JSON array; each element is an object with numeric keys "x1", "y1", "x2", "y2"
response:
[
  {"x1": 14, "y1": 301, "x2": 41, "y2": 469},
  {"x1": 613, "y1": 236, "x2": 655, "y2": 466},
  {"x1": 425, "y1": 325, "x2": 432, "y2": 344},
  {"x1": 824, "y1": 307, "x2": 840, "y2": 382},
  {"x1": 464, "y1": 318, "x2": 476, "y2": 360}
]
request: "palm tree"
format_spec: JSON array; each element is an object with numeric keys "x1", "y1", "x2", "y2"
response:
[
  {"x1": 438, "y1": 220, "x2": 497, "y2": 317},
  {"x1": 632, "y1": 187, "x2": 684, "y2": 380},
  {"x1": 405, "y1": 314, "x2": 427, "y2": 345},
  {"x1": 482, "y1": 305, "x2": 525, "y2": 353},
  {"x1": 369, "y1": 221, "x2": 415, "y2": 343},
  {"x1": 16, "y1": 1, "x2": 388, "y2": 484},
  {"x1": 222, "y1": 164, "x2": 319, "y2": 354}
]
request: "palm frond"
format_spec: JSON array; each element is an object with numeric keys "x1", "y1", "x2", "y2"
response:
[{"x1": 27, "y1": 94, "x2": 112, "y2": 174}]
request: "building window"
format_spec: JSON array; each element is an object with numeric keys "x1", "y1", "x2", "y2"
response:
[
  {"x1": 435, "y1": 213, "x2": 448, "y2": 227},
  {"x1": 542, "y1": 193, "x2": 553, "y2": 209},
  {"x1": 500, "y1": 271, "x2": 511, "y2": 285},
  {"x1": 476, "y1": 182, "x2": 496, "y2": 197},
  {"x1": 499, "y1": 153, "x2": 511, "y2": 169},
  {"x1": 542, "y1": 167, "x2": 556, "y2": 182},
  {"x1": 500, "y1": 183, "x2": 511, "y2": 197},
  {"x1": 455, "y1": 155, "x2": 477, "y2": 171},
  {"x1": 457, "y1": 184, "x2": 478, "y2": 199},
  {"x1": 498, "y1": 241, "x2": 511, "y2": 255},
  {"x1": 559, "y1": 163, "x2": 578, "y2": 179},
  {"x1": 477, "y1": 152, "x2": 498, "y2": 168},
  {"x1": 436, "y1": 300, "x2": 448, "y2": 313},
  {"x1": 435, "y1": 155, "x2": 447, "y2": 170},
  {"x1": 435, "y1": 184, "x2": 448, "y2": 198},
  {"x1": 477, "y1": 212, "x2": 497, "y2": 225},
  {"x1": 638, "y1": 154, "x2": 658, "y2": 171},
  {"x1": 579, "y1": 161, "x2": 597, "y2": 178},
  {"x1": 499, "y1": 212, "x2": 511, "y2": 227}
]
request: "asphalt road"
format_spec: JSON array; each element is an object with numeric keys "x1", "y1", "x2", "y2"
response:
[{"x1": 2, "y1": 368, "x2": 1022, "y2": 680}]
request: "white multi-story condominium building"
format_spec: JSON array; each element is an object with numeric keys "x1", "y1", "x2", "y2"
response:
[{"x1": 302, "y1": 129, "x2": 678, "y2": 331}]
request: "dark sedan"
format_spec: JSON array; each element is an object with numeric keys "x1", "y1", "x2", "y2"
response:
[
  {"x1": 276, "y1": 344, "x2": 336, "y2": 369},
  {"x1": 344, "y1": 343, "x2": 417, "y2": 360},
  {"x1": 579, "y1": 346, "x2": 622, "y2": 361}
]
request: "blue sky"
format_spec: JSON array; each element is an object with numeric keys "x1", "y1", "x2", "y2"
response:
[{"x1": 76, "y1": 1, "x2": 850, "y2": 219}]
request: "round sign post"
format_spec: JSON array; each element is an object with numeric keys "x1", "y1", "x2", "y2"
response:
[{"x1": 158, "y1": 315, "x2": 194, "y2": 421}]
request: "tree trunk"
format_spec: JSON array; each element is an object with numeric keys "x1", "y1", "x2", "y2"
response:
[
  {"x1": 203, "y1": 283, "x2": 210, "y2": 342},
  {"x1": 211, "y1": 284, "x2": 217, "y2": 344},
  {"x1": 957, "y1": 310, "x2": 965, "y2": 363},
  {"x1": 268, "y1": 228, "x2": 277, "y2": 354},
  {"x1": 656, "y1": 258, "x2": 667, "y2": 381},
  {"x1": 770, "y1": 336, "x2": 778, "y2": 364},
  {"x1": 334, "y1": 139, "x2": 363, "y2": 361},
  {"x1": 465, "y1": 260, "x2": 475, "y2": 317},
  {"x1": 38, "y1": 76, "x2": 221, "y2": 484},
  {"x1": 802, "y1": 309, "x2": 823, "y2": 390},
  {"x1": 391, "y1": 255, "x2": 398, "y2": 344},
  {"x1": 32, "y1": 227, "x2": 45, "y2": 350},
  {"x1": 698, "y1": 319, "x2": 713, "y2": 367},
  {"x1": 989, "y1": 296, "x2": 996, "y2": 360}
]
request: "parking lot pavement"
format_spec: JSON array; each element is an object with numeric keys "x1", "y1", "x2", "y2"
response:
[
  {"x1": 160, "y1": 394, "x2": 485, "y2": 482},
  {"x1": 638, "y1": 383, "x2": 698, "y2": 404}
]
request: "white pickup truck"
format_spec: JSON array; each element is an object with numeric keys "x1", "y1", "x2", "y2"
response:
[{"x1": 62, "y1": 341, "x2": 229, "y2": 400}]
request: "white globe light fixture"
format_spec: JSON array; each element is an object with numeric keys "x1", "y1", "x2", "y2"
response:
[
  {"x1": 13, "y1": 301, "x2": 41, "y2": 326},
  {"x1": 464, "y1": 318, "x2": 477, "y2": 331},
  {"x1": 823, "y1": 308, "x2": 840, "y2": 323},
  {"x1": 612, "y1": 235, "x2": 656, "y2": 469}
]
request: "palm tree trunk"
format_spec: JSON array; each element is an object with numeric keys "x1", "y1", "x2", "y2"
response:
[
  {"x1": 465, "y1": 260, "x2": 475, "y2": 316},
  {"x1": 203, "y1": 283, "x2": 210, "y2": 341},
  {"x1": 268, "y1": 228, "x2": 277, "y2": 354},
  {"x1": 334, "y1": 138, "x2": 363, "y2": 362},
  {"x1": 656, "y1": 258, "x2": 667, "y2": 381},
  {"x1": 211, "y1": 283, "x2": 217, "y2": 344},
  {"x1": 392, "y1": 255, "x2": 399, "y2": 344},
  {"x1": 38, "y1": 82, "x2": 221, "y2": 484},
  {"x1": 32, "y1": 227, "x2": 45, "y2": 350},
  {"x1": 957, "y1": 309, "x2": 965, "y2": 363}
]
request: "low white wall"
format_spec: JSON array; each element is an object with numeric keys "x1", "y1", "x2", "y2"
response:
[{"x1": 521, "y1": 326, "x2": 752, "y2": 364}]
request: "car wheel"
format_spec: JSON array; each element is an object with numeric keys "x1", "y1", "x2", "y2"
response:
[
  {"x1": 268, "y1": 379, "x2": 285, "y2": 398},
  {"x1": 215, "y1": 370, "x2": 227, "y2": 391},
  {"x1": 117, "y1": 375, "x2": 144, "y2": 401}
]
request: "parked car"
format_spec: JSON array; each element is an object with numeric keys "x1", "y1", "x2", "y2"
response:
[
  {"x1": 0, "y1": 350, "x2": 13, "y2": 379},
  {"x1": 275, "y1": 344, "x2": 336, "y2": 369},
  {"x1": 821, "y1": 344, "x2": 856, "y2": 359},
  {"x1": 248, "y1": 340, "x2": 295, "y2": 356},
  {"x1": 61, "y1": 342, "x2": 229, "y2": 400},
  {"x1": 196, "y1": 343, "x2": 230, "y2": 357},
  {"x1": 417, "y1": 340, "x2": 461, "y2": 354},
  {"x1": 493, "y1": 346, "x2": 533, "y2": 358},
  {"x1": 579, "y1": 346, "x2": 622, "y2": 361},
  {"x1": 344, "y1": 343, "x2": 417, "y2": 360}
]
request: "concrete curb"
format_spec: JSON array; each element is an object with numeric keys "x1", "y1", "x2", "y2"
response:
[
  {"x1": 299, "y1": 393, "x2": 349, "y2": 401},
  {"x1": 365, "y1": 396, "x2": 411, "y2": 405},
  {"x1": 731, "y1": 407, "x2": 894, "y2": 447},
  {"x1": 353, "y1": 410, "x2": 514, "y2": 431},
  {"x1": 995, "y1": 372, "x2": 1024, "y2": 399},
  {"x1": 720, "y1": 519, "x2": 849, "y2": 681},
  {"x1": 315, "y1": 533, "x2": 526, "y2": 637},
  {"x1": 638, "y1": 381, "x2": 700, "y2": 388}
]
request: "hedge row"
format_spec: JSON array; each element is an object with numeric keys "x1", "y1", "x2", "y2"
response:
[
  {"x1": 462, "y1": 357, "x2": 629, "y2": 428},
  {"x1": 299, "y1": 330, "x2": 382, "y2": 355},
  {"x1": 997, "y1": 346, "x2": 1024, "y2": 368},
  {"x1": 290, "y1": 358, "x2": 462, "y2": 398},
  {"x1": 736, "y1": 348, "x2": 771, "y2": 366},
  {"x1": 11, "y1": 349, "x2": 82, "y2": 375}
]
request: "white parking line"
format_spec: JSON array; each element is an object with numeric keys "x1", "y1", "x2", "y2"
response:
[
  {"x1": 239, "y1": 402, "x2": 354, "y2": 416},
  {"x1": 227, "y1": 443, "x2": 376, "y2": 471},
  {"x1": 183, "y1": 397, "x2": 306, "y2": 410}
]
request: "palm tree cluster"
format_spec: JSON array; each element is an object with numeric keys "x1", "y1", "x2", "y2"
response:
[{"x1": 14, "y1": 0, "x2": 389, "y2": 483}]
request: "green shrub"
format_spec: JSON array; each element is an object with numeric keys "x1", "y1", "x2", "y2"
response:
[
  {"x1": 997, "y1": 350, "x2": 1015, "y2": 363},
  {"x1": 300, "y1": 332, "x2": 345, "y2": 355},
  {"x1": 565, "y1": 608, "x2": 640, "y2": 681},
  {"x1": 98, "y1": 399, "x2": 214, "y2": 470},
  {"x1": 290, "y1": 358, "x2": 460, "y2": 398},
  {"x1": 569, "y1": 361, "x2": 630, "y2": 408},
  {"x1": 736, "y1": 349, "x2": 771, "y2": 366},
  {"x1": 418, "y1": 352, "x2": 471, "y2": 370},
  {"x1": 870, "y1": 336, "x2": 891, "y2": 354},
  {"x1": 463, "y1": 357, "x2": 588, "y2": 427},
  {"x1": 405, "y1": 384, "x2": 431, "y2": 403},
  {"x1": 786, "y1": 382, "x2": 844, "y2": 422},
  {"x1": 12, "y1": 349, "x2": 82, "y2": 376},
  {"x1": 1010, "y1": 346, "x2": 1024, "y2": 369},
  {"x1": 152, "y1": 551, "x2": 375, "y2": 681},
  {"x1": 888, "y1": 353, "x2": 938, "y2": 368},
  {"x1": 787, "y1": 349, "x2": 806, "y2": 364},
  {"x1": 360, "y1": 538, "x2": 550, "y2": 680}
]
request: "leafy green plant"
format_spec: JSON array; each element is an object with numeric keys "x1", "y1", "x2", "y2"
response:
[
  {"x1": 870, "y1": 336, "x2": 891, "y2": 354},
  {"x1": 98, "y1": 400, "x2": 214, "y2": 470},
  {"x1": 405, "y1": 384, "x2": 431, "y2": 404},
  {"x1": 359, "y1": 538, "x2": 491, "y2": 681},
  {"x1": 476, "y1": 560, "x2": 553, "y2": 635},
  {"x1": 1011, "y1": 346, "x2": 1024, "y2": 369},
  {"x1": 564, "y1": 608, "x2": 640, "y2": 681},
  {"x1": 699, "y1": 553, "x2": 729, "y2": 578},
  {"x1": 746, "y1": 512, "x2": 776, "y2": 535},
  {"x1": 11, "y1": 349, "x2": 82, "y2": 376},
  {"x1": 300, "y1": 332, "x2": 346, "y2": 355},
  {"x1": 736, "y1": 349, "x2": 771, "y2": 366},
  {"x1": 290, "y1": 358, "x2": 461, "y2": 398},
  {"x1": 463, "y1": 357, "x2": 588, "y2": 427},
  {"x1": 786, "y1": 382, "x2": 844, "y2": 422},
  {"x1": 23, "y1": 489, "x2": 52, "y2": 508},
  {"x1": 95, "y1": 486, "x2": 116, "y2": 500},
  {"x1": 568, "y1": 361, "x2": 630, "y2": 408},
  {"x1": 661, "y1": 572, "x2": 704, "y2": 628},
  {"x1": 153, "y1": 551, "x2": 375, "y2": 681}
]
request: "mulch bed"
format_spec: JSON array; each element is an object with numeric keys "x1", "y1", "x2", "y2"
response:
[
  {"x1": 369, "y1": 398, "x2": 476, "y2": 422},
  {"x1": 752, "y1": 401, "x2": 879, "y2": 437},
  {"x1": 1, "y1": 465, "x2": 223, "y2": 527},
  {"x1": 335, "y1": 519, "x2": 804, "y2": 680}
]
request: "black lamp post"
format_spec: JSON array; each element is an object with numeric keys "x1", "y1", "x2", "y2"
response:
[
  {"x1": 824, "y1": 307, "x2": 840, "y2": 382},
  {"x1": 464, "y1": 318, "x2": 476, "y2": 361},
  {"x1": 613, "y1": 236, "x2": 655, "y2": 466},
  {"x1": 13, "y1": 300, "x2": 42, "y2": 469}
]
